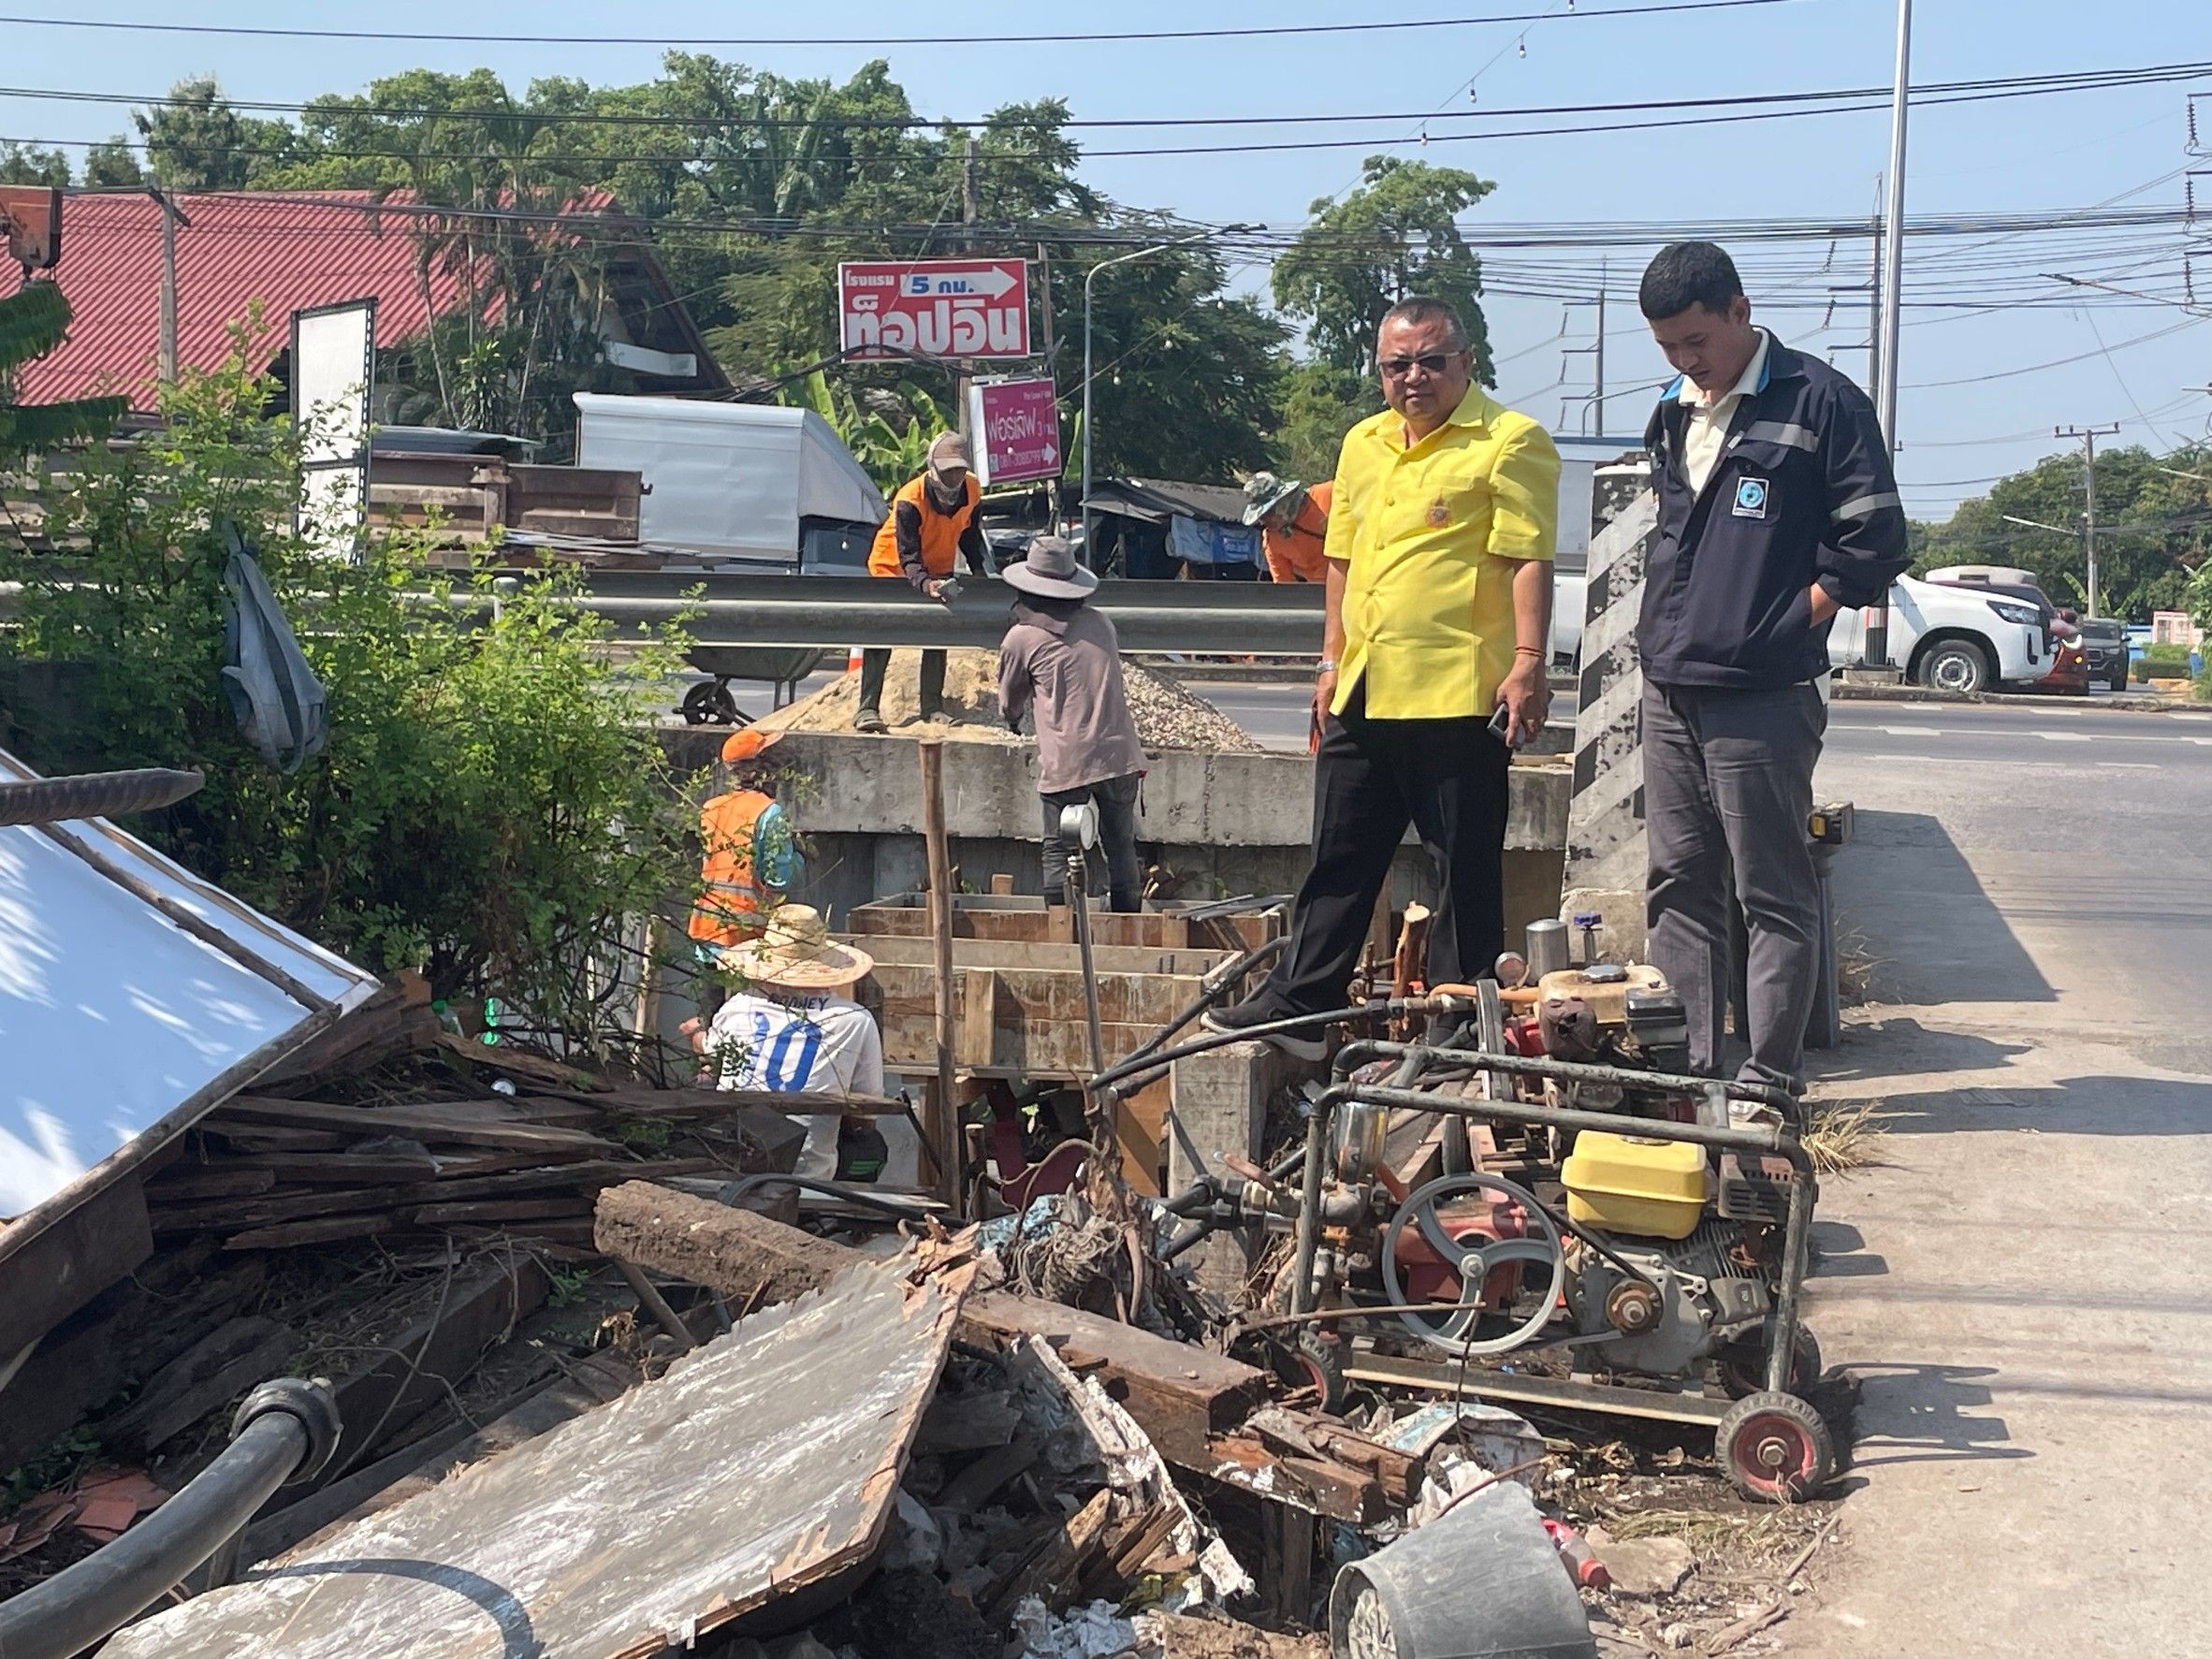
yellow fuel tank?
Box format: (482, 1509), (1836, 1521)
(1563, 1131), (1709, 1240)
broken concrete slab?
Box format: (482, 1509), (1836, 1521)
(104, 1257), (970, 1659)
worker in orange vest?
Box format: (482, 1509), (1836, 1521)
(689, 728), (802, 957)
(858, 431), (990, 733)
(1243, 472), (1335, 585)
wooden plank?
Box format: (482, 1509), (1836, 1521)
(954, 967), (999, 1069)
(224, 1215), (400, 1251)
(408, 1197), (592, 1226)
(0, 1172), (153, 1359)
(853, 932), (1232, 980)
(960, 1294), (1268, 1471)
(1207, 1434), (1387, 1524)
(218, 1096), (618, 1156)
(143, 1166), (283, 1201)
(876, 1006), (1169, 1077)
(1117, 1074), (1171, 1197)
(206, 1146), (440, 1186)
(105, 1316), (298, 1455)
(870, 961), (1205, 1029)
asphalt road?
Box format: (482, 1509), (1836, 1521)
(1793, 697), (2212, 1655)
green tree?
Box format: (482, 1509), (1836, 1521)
(82, 138), (145, 188)
(0, 141), (69, 187)
(3, 337), (696, 1048)
(1915, 442), (2212, 620)
(1271, 360), (1382, 482)
(133, 76), (301, 189)
(1273, 157), (1497, 382)
(0, 283), (130, 458)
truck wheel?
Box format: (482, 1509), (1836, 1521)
(1915, 639), (1992, 694)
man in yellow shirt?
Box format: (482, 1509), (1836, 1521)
(1205, 298), (1559, 1057)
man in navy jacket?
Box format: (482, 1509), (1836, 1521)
(1636, 242), (1908, 1090)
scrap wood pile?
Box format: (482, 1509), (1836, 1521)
(0, 973), (823, 1607)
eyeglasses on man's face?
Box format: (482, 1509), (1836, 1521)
(1378, 351), (1459, 380)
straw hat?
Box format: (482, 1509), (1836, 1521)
(1241, 472), (1304, 526)
(1002, 533), (1099, 601)
(720, 728), (783, 765)
(721, 905), (874, 990)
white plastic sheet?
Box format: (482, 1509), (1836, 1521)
(0, 748), (378, 1220)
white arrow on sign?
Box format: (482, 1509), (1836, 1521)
(1039, 444), (1057, 464)
(921, 265), (1018, 299)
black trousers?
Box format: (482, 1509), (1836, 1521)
(1259, 683), (1512, 1014)
(857, 648), (946, 718)
(1041, 773), (1144, 912)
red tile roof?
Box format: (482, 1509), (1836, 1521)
(20, 191), (505, 407)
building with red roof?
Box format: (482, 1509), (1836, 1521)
(17, 189), (726, 412)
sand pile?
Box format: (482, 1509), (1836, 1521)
(754, 648), (1261, 754)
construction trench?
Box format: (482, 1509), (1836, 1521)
(0, 665), (1862, 1659)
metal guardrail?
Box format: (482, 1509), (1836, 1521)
(508, 571), (1331, 656)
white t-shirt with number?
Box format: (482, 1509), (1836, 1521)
(707, 989), (907, 1182)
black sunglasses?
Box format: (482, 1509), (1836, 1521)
(1378, 351), (1458, 379)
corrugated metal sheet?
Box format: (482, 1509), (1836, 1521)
(18, 192), (486, 407)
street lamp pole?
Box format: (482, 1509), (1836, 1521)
(1865, 0), (1912, 671)
(1081, 224), (1259, 559)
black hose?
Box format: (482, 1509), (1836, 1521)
(0, 1381), (335, 1659)
(0, 767), (205, 828)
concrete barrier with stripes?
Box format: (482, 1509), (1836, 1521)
(1561, 483), (1658, 963)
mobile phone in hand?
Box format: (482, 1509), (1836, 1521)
(1487, 701), (1517, 749)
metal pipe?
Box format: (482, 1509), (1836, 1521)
(1767, 1171), (1816, 1395)
(1068, 857), (1107, 1079)
(1113, 935), (1290, 1075)
(1865, 0), (1913, 669)
(1331, 1038), (1800, 1116)
(1288, 1099), (1330, 1316)
(0, 1380), (337, 1659)
(1086, 992), (1468, 1101)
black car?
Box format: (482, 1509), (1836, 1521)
(2072, 617), (2130, 693)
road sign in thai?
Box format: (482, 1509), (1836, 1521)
(968, 378), (1062, 486)
(838, 258), (1032, 362)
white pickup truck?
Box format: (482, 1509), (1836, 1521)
(1826, 574), (2054, 691)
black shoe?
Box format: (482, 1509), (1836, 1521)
(1200, 995), (1327, 1062)
(853, 708), (888, 735)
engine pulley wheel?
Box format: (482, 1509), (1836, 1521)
(1715, 1390), (1835, 1504)
(1380, 1171), (1567, 1357)
(1606, 1279), (1661, 1333)
(1719, 1321), (1823, 1401)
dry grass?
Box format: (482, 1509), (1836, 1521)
(1803, 1099), (1890, 1175)
(1608, 1505), (1815, 1571)
(1833, 924), (1883, 1006)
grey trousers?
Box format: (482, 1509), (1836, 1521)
(1642, 681), (1826, 1091)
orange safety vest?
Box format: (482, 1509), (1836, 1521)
(688, 788), (776, 947)
(868, 472), (982, 579)
(1262, 479), (1335, 585)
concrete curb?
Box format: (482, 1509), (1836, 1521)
(1829, 683), (2212, 715)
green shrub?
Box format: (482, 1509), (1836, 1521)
(1, 335), (698, 1054)
(2143, 641), (2192, 667)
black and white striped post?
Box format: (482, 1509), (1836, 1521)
(1560, 481), (1659, 964)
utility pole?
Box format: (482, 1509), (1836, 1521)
(1864, 0), (1912, 672)
(150, 187), (190, 386)
(955, 136), (980, 443)
(1561, 272), (1608, 435)
(2057, 422), (2120, 618)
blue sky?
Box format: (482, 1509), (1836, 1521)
(3, 1), (2206, 519)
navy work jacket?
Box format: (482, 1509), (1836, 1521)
(1639, 336), (1910, 691)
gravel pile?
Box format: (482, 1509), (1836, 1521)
(753, 648), (1261, 754)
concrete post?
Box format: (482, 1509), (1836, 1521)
(1168, 1041), (1275, 1297)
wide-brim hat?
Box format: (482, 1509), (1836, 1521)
(1003, 533), (1099, 600)
(722, 905), (874, 990)
(720, 727), (783, 765)
(1241, 471), (1302, 526)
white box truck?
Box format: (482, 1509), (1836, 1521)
(572, 393), (886, 570)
